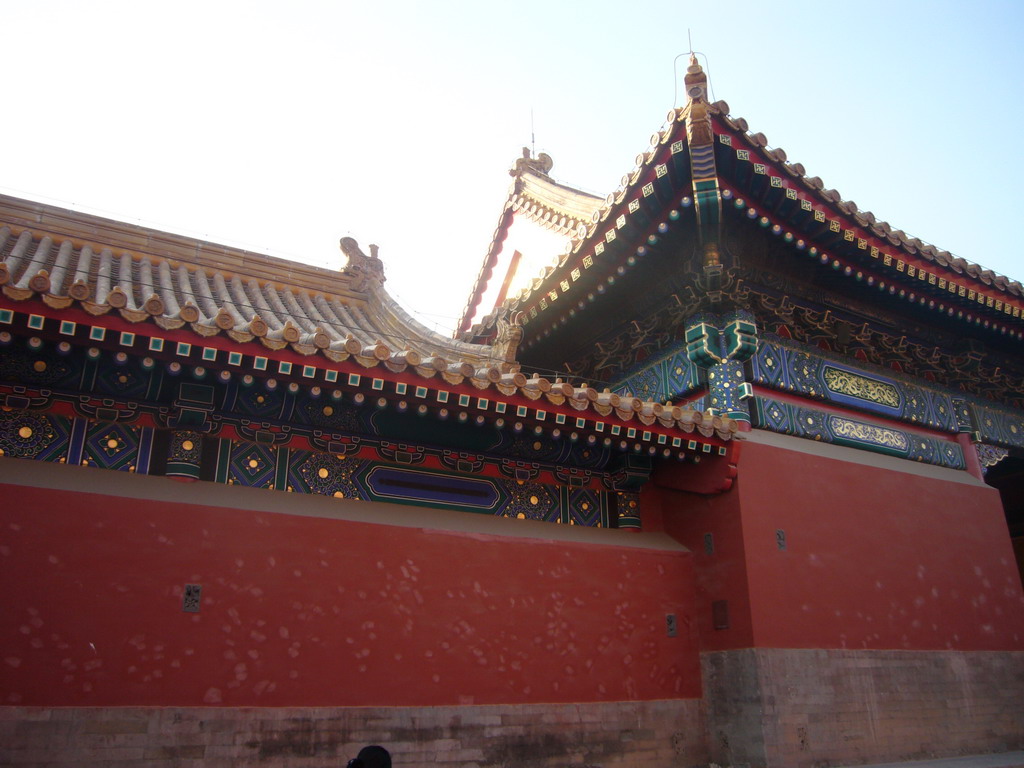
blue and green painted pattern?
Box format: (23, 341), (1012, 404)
(0, 410), (70, 462)
(692, 178), (721, 252)
(951, 398), (974, 433)
(724, 316), (758, 361)
(218, 440), (289, 490)
(683, 310), (759, 366)
(166, 430), (203, 479)
(219, 436), (616, 526)
(751, 338), (1024, 452)
(752, 396), (966, 470)
(0, 407), (623, 528)
(81, 421), (149, 472)
(0, 410), (155, 472)
(614, 310), (758, 423)
(971, 402), (1024, 449)
(684, 311), (758, 422)
(0, 338), (616, 471)
(706, 359), (749, 421)
(751, 339), (958, 431)
(612, 348), (701, 403)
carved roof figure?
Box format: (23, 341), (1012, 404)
(511, 146), (554, 178)
(340, 237), (386, 292)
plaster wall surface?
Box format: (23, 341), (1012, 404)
(663, 432), (1024, 653)
(657, 482), (755, 652)
(736, 432), (1024, 651)
(0, 459), (702, 709)
(667, 432), (1024, 768)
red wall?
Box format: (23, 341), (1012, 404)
(655, 484), (755, 652)
(0, 480), (701, 708)
(663, 439), (1024, 653)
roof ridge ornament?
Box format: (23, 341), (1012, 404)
(682, 55), (714, 147)
(510, 146), (554, 178)
(339, 236), (386, 291)
(684, 54), (706, 100)
(680, 54), (723, 279)
(491, 309), (524, 366)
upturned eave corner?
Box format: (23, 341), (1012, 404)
(457, 149), (602, 339)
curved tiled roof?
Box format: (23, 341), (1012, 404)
(0, 219), (505, 368)
(706, 102), (1023, 298)
(456, 149), (602, 334)
(567, 97), (1022, 300)
(463, 72), (1023, 342)
(0, 194), (738, 442)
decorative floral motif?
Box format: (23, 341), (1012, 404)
(291, 450), (365, 499)
(506, 481), (557, 522)
(0, 411), (65, 460)
(976, 444), (1010, 471)
(82, 422), (139, 471)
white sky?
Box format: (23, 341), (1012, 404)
(3, 0), (1023, 335)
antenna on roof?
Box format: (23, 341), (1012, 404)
(673, 31), (696, 108)
(673, 48), (717, 107)
(531, 108), (536, 158)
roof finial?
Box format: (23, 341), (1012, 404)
(673, 42), (709, 109)
(674, 49), (716, 108)
(684, 54), (708, 104)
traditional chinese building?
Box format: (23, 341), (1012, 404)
(1, 58), (1023, 768)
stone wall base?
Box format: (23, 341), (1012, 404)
(0, 699), (707, 767)
(703, 648), (1024, 768)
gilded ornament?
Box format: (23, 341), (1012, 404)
(829, 416), (909, 451)
(823, 367), (900, 409)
